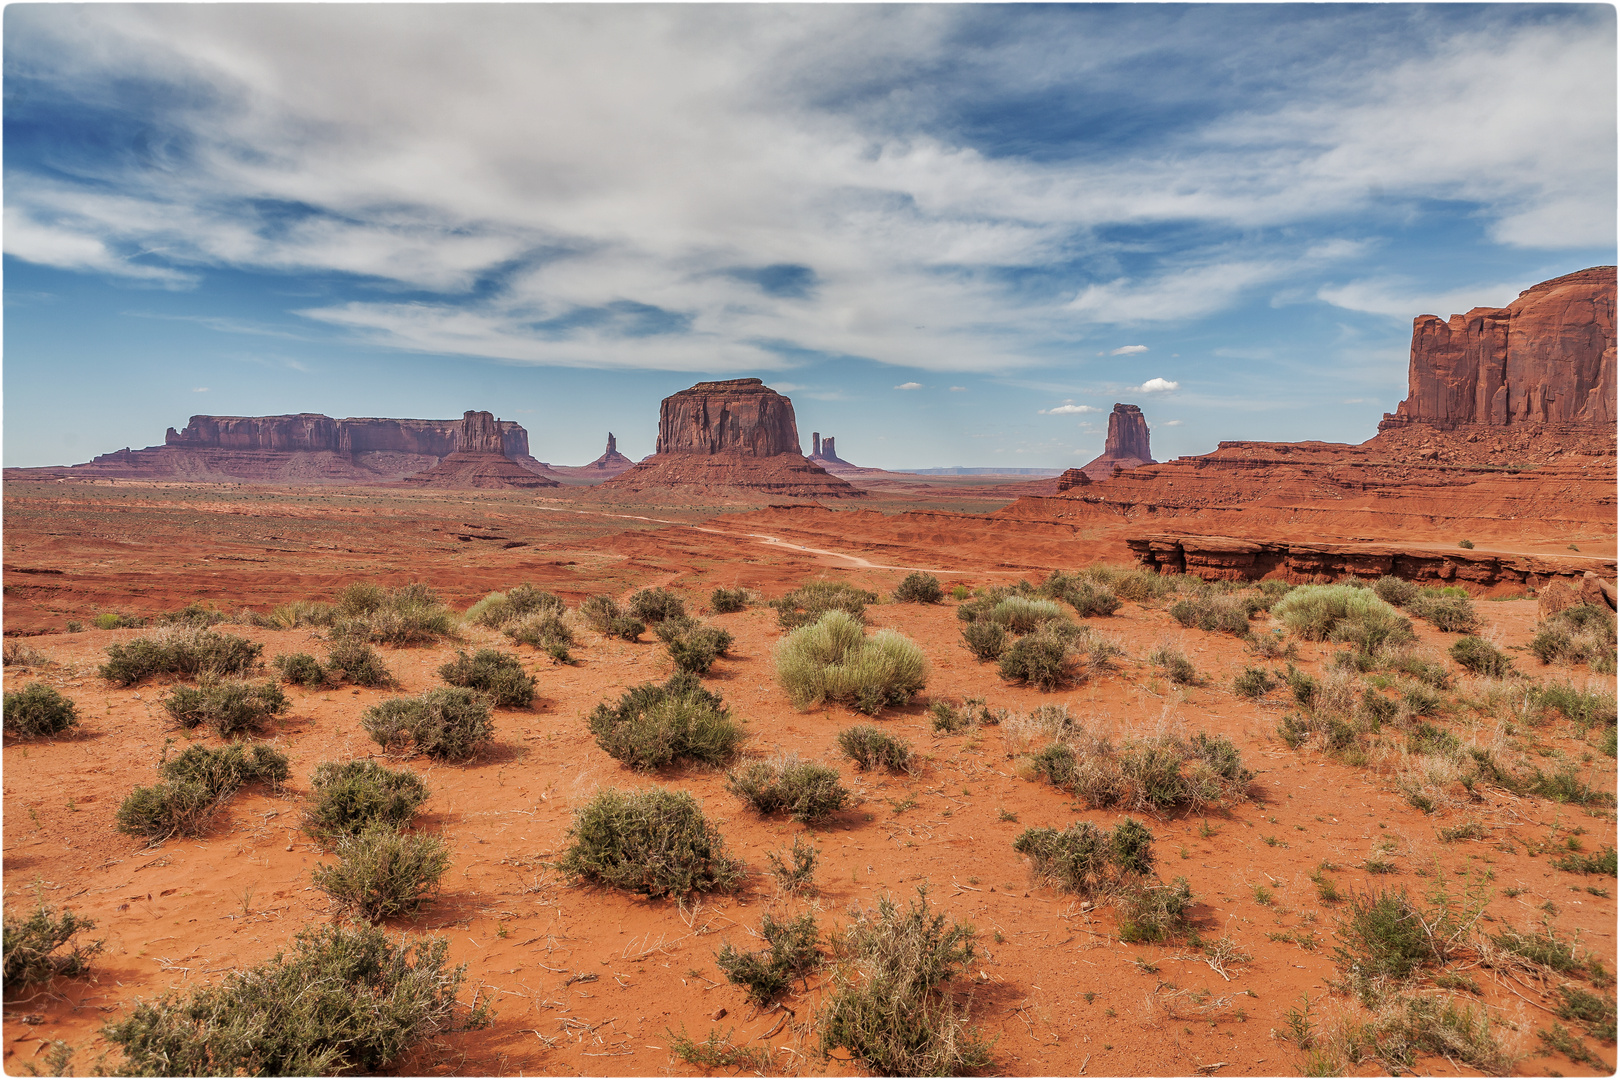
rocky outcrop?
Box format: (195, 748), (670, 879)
(581, 433), (636, 475)
(603, 379), (860, 498)
(1077, 404), (1156, 481)
(401, 412), (559, 489)
(1381, 267), (1616, 430)
(166, 413), (531, 458)
(809, 433), (851, 466)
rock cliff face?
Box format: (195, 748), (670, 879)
(167, 413), (531, 458)
(1382, 266), (1616, 430)
(401, 412), (559, 489)
(604, 380), (860, 498)
(1077, 403), (1156, 480)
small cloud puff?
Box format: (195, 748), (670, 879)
(1162, 419), (1183, 426)
(1111, 345), (1149, 355)
(1138, 378), (1179, 393)
(894, 381), (923, 390)
(1040, 404), (1101, 415)
(949, 386), (966, 392)
(192, 387), (210, 393)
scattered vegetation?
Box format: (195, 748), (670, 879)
(1449, 636), (1513, 677)
(929, 698), (995, 734)
(586, 672), (744, 769)
(716, 912), (822, 1005)
(304, 760), (431, 842)
(3, 900), (102, 985)
(273, 651), (329, 688)
(709, 586), (749, 614)
(162, 679), (289, 738)
(1555, 984), (1617, 1043)
(361, 688), (494, 762)
(437, 648), (535, 708)
(1408, 588), (1481, 634)
(2, 640), (49, 668)
(326, 641), (394, 687)
(1013, 817), (1156, 895)
(463, 583), (564, 629)
(1273, 585), (1414, 652)
(505, 612), (575, 663)
(100, 627), (264, 686)
(775, 610), (928, 715)
(1039, 570), (1121, 618)
(1233, 666), (1278, 699)
(580, 595), (645, 640)
(772, 580), (878, 630)
(653, 617), (735, 675)
(1024, 726), (1253, 812)
(1168, 590), (1254, 635)
(312, 823), (451, 921)
(626, 587), (687, 625)
(765, 835), (819, 895)
(837, 725), (915, 772)
(158, 601), (227, 628)
(94, 612), (146, 630)
(1530, 604), (1618, 673)
(330, 582), (458, 647)
(101, 921), (491, 1075)
(1550, 846), (1618, 876)
(1150, 645), (1198, 685)
(894, 571), (944, 604)
(666, 1026), (770, 1072)
(116, 742), (290, 841)
(554, 787), (744, 897)
(3, 683), (79, 738)
(728, 754), (852, 823)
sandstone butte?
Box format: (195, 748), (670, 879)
(599, 378), (861, 497)
(399, 410), (560, 489)
(1046, 402), (1160, 490)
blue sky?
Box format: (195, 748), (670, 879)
(5, 4), (1615, 470)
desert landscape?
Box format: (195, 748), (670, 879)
(3, 265), (1617, 1078)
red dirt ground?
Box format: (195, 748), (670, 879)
(2, 480), (1615, 1077)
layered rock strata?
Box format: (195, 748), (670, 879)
(400, 411), (560, 489)
(1078, 403), (1157, 481)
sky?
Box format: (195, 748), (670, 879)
(4, 3), (1615, 471)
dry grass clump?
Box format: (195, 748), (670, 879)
(772, 580), (878, 630)
(162, 679), (288, 738)
(554, 787), (744, 897)
(437, 648), (535, 708)
(463, 583), (565, 629)
(2, 640), (50, 668)
(818, 889), (992, 1077)
(1233, 665), (1278, 699)
(587, 672), (744, 770)
(1078, 562), (1179, 601)
(1013, 816), (1155, 895)
(893, 571), (944, 604)
(304, 760), (431, 842)
(579, 595), (646, 641)
(1407, 587), (1481, 634)
(1168, 590), (1256, 635)
(3, 683), (79, 738)
(666, 1026), (771, 1072)
(1301, 992), (1514, 1076)
(1039, 570), (1120, 617)
(775, 610), (928, 715)
(766, 835), (819, 895)
(1150, 645), (1199, 685)
(1450, 636), (1512, 677)
(997, 703), (1080, 756)
(929, 697), (996, 734)
(1372, 576), (1420, 606)
(101, 921), (491, 1076)
(99, 626), (264, 686)
(157, 601), (228, 628)
(837, 725), (915, 773)
(116, 742), (289, 842)
(715, 912), (822, 1005)
(654, 617), (735, 675)
(1273, 584), (1415, 651)
(505, 611), (576, 662)
(1023, 723), (1253, 813)
(1531, 604), (1617, 673)
(330, 582), (458, 647)
(312, 823), (450, 921)
(3, 900), (102, 985)
(361, 688), (494, 762)
(728, 754), (852, 824)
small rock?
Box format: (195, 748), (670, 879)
(711, 1008), (727, 1021)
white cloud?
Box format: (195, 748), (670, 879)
(1161, 418), (1183, 426)
(1040, 404), (1101, 415)
(1138, 377), (1180, 393)
(949, 386), (966, 392)
(894, 381), (923, 390)
(1317, 278), (1524, 320)
(1110, 344), (1148, 355)
(191, 387), (210, 393)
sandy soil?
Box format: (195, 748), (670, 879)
(2, 481), (1615, 1077)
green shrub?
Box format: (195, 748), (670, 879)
(1530, 604), (1618, 671)
(261, 599), (338, 629)
(1492, 924), (1582, 973)
(715, 912), (821, 1005)
(1115, 876), (1195, 943)
(1013, 817), (1155, 895)
(505, 612), (575, 663)
(1550, 846), (1618, 875)
(1150, 646), (1197, 684)
(580, 595), (644, 640)
(158, 601), (226, 628)
(1041, 571), (1120, 617)
(997, 628), (1073, 690)
(1373, 576), (1419, 606)
(772, 580), (877, 630)
(116, 743), (289, 841)
(894, 572), (944, 604)
(3, 683), (79, 738)
(361, 688), (494, 762)
(1167, 593), (1252, 635)
(162, 679), (289, 738)
(437, 649), (534, 708)
(94, 612), (146, 630)
(728, 755), (851, 824)
(1080, 562), (1178, 601)
(961, 619), (1008, 660)
(1332, 888), (1441, 982)
(101, 921), (490, 1076)
(1531, 682), (1618, 728)
(837, 725), (915, 772)
(626, 587), (687, 624)
(1233, 666), (1277, 699)
(1458, 539), (1474, 549)
(775, 610), (928, 715)
(326, 641), (394, 687)
(666, 1026), (771, 1072)
(1026, 728), (1252, 813)
(710, 586), (748, 614)
(656, 619), (735, 675)
(587, 673), (744, 769)
(765, 835), (819, 894)
(312, 823), (450, 921)
(1555, 984), (1617, 1043)
(99, 627), (263, 685)
(1409, 590), (1480, 633)
(818, 889), (991, 1077)
(984, 594), (1068, 634)
(3, 901), (102, 984)
(305, 760), (431, 842)
(330, 583), (457, 646)
(555, 787), (744, 897)
(1449, 636), (1512, 677)
(464, 584), (564, 629)
(273, 652), (328, 688)
(1273, 585), (1414, 651)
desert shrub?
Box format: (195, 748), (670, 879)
(361, 688), (494, 762)
(116, 742), (289, 841)
(162, 679), (289, 738)
(330, 582), (456, 647)
(101, 921), (490, 1076)
(961, 619), (1008, 660)
(2, 640), (49, 667)
(715, 912), (822, 1006)
(1531, 604), (1618, 671)
(838, 725), (915, 773)
(579, 595), (644, 640)
(1383, 649), (1453, 689)
(728, 755), (851, 824)
(666, 1026), (771, 1072)
(997, 628), (1074, 690)
(986, 595), (1068, 634)
(1013, 817), (1155, 895)
(312, 823), (450, 922)
(158, 601), (226, 628)
(710, 586), (748, 613)
(1081, 562), (1178, 601)
(1373, 576), (1420, 607)
(1026, 727), (1251, 813)
(305, 760), (431, 842)
(587, 672), (744, 769)
(929, 698), (994, 734)
(1531, 681), (1618, 729)
(1150, 645), (1198, 684)
(772, 580), (878, 630)
(626, 587), (687, 624)
(1550, 846), (1618, 875)
(656, 620), (735, 675)
(3, 901), (102, 984)
(3, 683), (79, 738)
(1332, 888), (1443, 982)
(1492, 924), (1583, 974)
(464, 584), (564, 629)
(1555, 985), (1617, 1043)
(1274, 585), (1414, 651)
(894, 572), (944, 604)
(326, 640), (394, 687)
(819, 889), (991, 1077)
(1233, 666), (1277, 699)
(1115, 876), (1195, 943)
(775, 610), (928, 715)
(1408, 590), (1480, 633)
(555, 787), (744, 897)
(95, 612), (147, 630)
(437, 649), (534, 708)
(1040, 571), (1121, 618)
(505, 612), (575, 662)
(1310, 992), (1512, 1076)
(261, 599), (339, 629)
(766, 835), (819, 894)
(1449, 636), (1512, 677)
(99, 627), (263, 686)
(273, 652), (328, 688)
(1168, 592), (1253, 635)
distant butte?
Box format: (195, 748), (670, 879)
(400, 411), (559, 489)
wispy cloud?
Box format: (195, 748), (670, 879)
(894, 381), (923, 390)
(1040, 403), (1101, 415)
(1110, 345), (1148, 355)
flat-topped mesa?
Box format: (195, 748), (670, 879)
(1077, 403), (1157, 481)
(401, 411), (558, 489)
(655, 378), (801, 457)
(165, 413), (531, 458)
(1381, 266), (1617, 431)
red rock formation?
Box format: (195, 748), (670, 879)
(401, 411), (560, 489)
(581, 433), (636, 475)
(1382, 266), (1616, 430)
(166, 413), (532, 458)
(808, 433), (861, 470)
(1078, 403), (1156, 481)
(604, 379), (860, 498)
